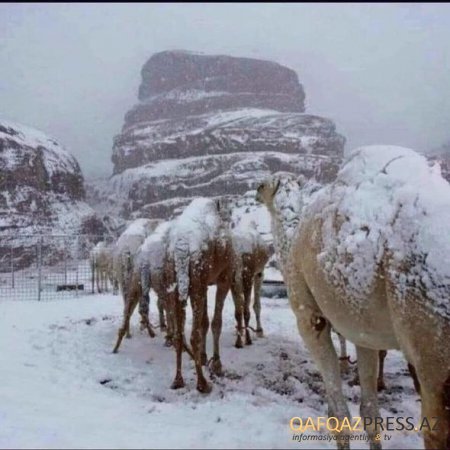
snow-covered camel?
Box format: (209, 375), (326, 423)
(231, 221), (272, 347)
(112, 218), (161, 338)
(112, 221), (174, 353)
(89, 241), (116, 294)
(257, 146), (450, 449)
(168, 197), (242, 393)
(257, 172), (353, 374)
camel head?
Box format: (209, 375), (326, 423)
(255, 172), (302, 210)
(255, 177), (281, 209)
(214, 195), (234, 227)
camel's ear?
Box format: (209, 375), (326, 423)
(272, 179), (281, 196)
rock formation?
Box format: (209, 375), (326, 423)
(95, 50), (346, 219)
(0, 120), (107, 268)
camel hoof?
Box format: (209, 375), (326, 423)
(377, 379), (386, 392)
(148, 329), (156, 339)
(235, 336), (244, 349)
(256, 329), (264, 338)
(197, 382), (212, 394)
(348, 375), (359, 387)
(112, 348), (119, 354)
(211, 359), (223, 377)
(164, 337), (173, 347)
(340, 361), (350, 375)
(171, 377), (185, 390)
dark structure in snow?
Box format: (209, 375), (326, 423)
(0, 120), (108, 268)
(92, 50), (346, 219)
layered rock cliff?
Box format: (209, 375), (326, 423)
(96, 50), (345, 219)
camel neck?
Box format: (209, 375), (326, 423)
(270, 206), (292, 276)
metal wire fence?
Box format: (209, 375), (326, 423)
(0, 234), (116, 301)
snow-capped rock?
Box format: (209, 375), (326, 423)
(97, 51), (345, 219)
(0, 120), (107, 268)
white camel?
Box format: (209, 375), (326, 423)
(257, 146), (450, 450)
(113, 221), (173, 353)
(257, 172), (351, 373)
(112, 218), (161, 337)
(89, 241), (116, 294)
(231, 221), (272, 346)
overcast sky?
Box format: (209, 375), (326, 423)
(1, 3), (450, 178)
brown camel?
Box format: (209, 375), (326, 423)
(231, 222), (272, 347)
(168, 197), (242, 393)
(257, 146), (450, 450)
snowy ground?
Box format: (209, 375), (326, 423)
(0, 290), (422, 449)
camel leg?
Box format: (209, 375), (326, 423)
(138, 269), (155, 338)
(157, 296), (167, 331)
(253, 272), (264, 337)
(385, 284), (450, 449)
(407, 362), (421, 395)
(337, 333), (349, 375)
(139, 290), (156, 338)
(356, 346), (382, 450)
(210, 279), (229, 376)
(96, 266), (102, 293)
(243, 277), (252, 346)
(288, 275), (351, 449)
(104, 270), (109, 292)
(377, 350), (387, 391)
(112, 291), (139, 353)
(190, 288), (211, 394)
(231, 280), (244, 349)
(409, 359), (450, 449)
(161, 294), (173, 347)
(200, 294), (209, 366)
(121, 286), (133, 338)
(112, 275), (119, 295)
(171, 297), (185, 390)
(91, 263), (95, 294)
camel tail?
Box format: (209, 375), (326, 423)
(139, 263), (151, 319)
(443, 374), (450, 450)
(174, 238), (190, 304)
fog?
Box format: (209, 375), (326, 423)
(1, 3), (450, 178)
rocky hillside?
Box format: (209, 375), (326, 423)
(0, 120), (107, 268)
(93, 50), (345, 219)
(428, 140), (450, 182)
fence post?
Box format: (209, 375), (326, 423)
(91, 239), (95, 294)
(10, 246), (14, 289)
(37, 236), (43, 301)
(64, 239), (68, 285)
(75, 235), (79, 297)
